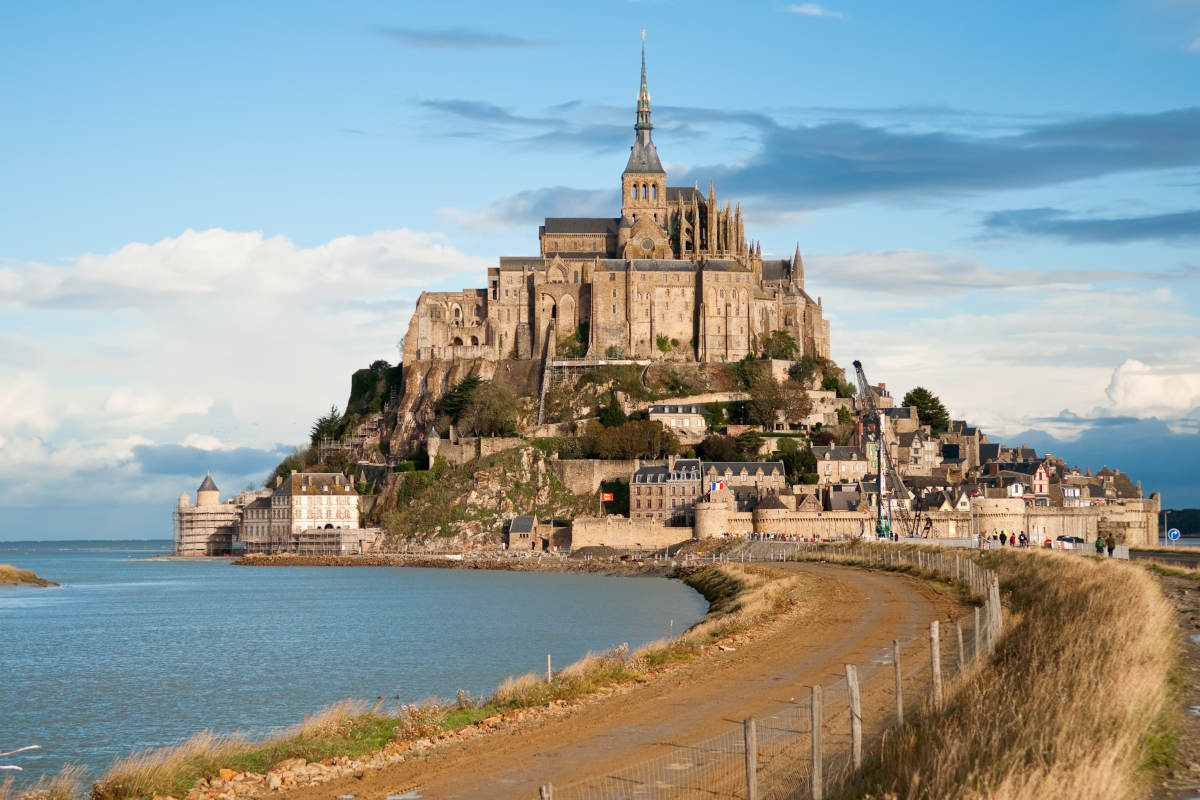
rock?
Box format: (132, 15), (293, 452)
(266, 773), (282, 791)
(151, 795), (180, 800)
(218, 769), (238, 782)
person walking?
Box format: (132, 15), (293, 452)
(1106, 535), (1116, 557)
(1094, 537), (1105, 555)
(1018, 532), (1027, 547)
(1000, 531), (1008, 547)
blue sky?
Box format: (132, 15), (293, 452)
(2, 0), (1199, 539)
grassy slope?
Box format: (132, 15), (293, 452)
(381, 448), (598, 544)
(843, 549), (1175, 800)
(0, 564), (57, 587)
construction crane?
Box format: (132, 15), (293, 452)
(851, 360), (921, 538)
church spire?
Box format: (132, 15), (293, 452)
(636, 31), (653, 145)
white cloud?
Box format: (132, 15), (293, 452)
(1190, 36), (1200, 52)
(0, 226), (484, 511)
(1105, 359), (1200, 415)
(0, 227), (481, 309)
(786, 3), (845, 19)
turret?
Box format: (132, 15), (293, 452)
(196, 474), (219, 506)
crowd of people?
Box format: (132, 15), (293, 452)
(981, 529), (1118, 556)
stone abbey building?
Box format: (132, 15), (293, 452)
(403, 45), (831, 365)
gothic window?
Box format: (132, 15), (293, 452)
(630, 184), (637, 200)
(651, 184), (658, 200)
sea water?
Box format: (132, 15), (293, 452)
(0, 541), (707, 788)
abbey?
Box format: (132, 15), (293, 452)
(403, 44), (830, 365)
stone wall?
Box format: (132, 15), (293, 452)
(552, 459), (640, 494)
(570, 515), (694, 551)
(428, 435), (526, 466)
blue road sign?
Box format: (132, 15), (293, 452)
(1168, 528), (1181, 541)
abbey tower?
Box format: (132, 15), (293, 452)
(402, 40), (830, 366)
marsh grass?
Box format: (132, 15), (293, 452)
(0, 564), (56, 586)
(0, 765), (84, 800)
(838, 549), (1175, 800)
(92, 565), (800, 800)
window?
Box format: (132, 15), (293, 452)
(609, 272), (615, 281)
(631, 185), (637, 200)
(651, 184), (657, 200)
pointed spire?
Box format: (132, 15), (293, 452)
(635, 31), (652, 143)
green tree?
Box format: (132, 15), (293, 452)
(439, 375), (481, 419)
(762, 330), (798, 360)
(655, 334), (672, 353)
(309, 405), (341, 446)
(902, 386), (950, 431)
(737, 430), (765, 458)
(597, 392), (628, 428)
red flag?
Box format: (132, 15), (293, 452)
(601, 492), (614, 502)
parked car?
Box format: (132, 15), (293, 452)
(1056, 535), (1086, 544)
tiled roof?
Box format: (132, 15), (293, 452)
(543, 218), (619, 235)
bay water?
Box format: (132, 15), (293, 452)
(0, 541), (707, 788)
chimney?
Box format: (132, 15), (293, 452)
(878, 383), (885, 391)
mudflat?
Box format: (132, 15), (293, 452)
(278, 562), (963, 800)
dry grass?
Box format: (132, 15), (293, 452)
(844, 548), (1176, 800)
(92, 564), (804, 800)
(0, 765), (84, 800)
(0, 564), (56, 587)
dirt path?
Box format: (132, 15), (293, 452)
(1151, 573), (1200, 799)
(279, 563), (962, 800)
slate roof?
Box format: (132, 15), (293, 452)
(757, 494), (788, 511)
(633, 458), (703, 484)
(276, 473), (356, 496)
(813, 445), (864, 461)
(649, 404), (707, 415)
(498, 257), (545, 270)
(198, 474), (218, 493)
(828, 489), (863, 512)
(666, 186), (704, 205)
(702, 461), (785, 477)
(760, 259), (791, 281)
(509, 515), (537, 534)
(543, 218), (619, 235)
(624, 138), (664, 174)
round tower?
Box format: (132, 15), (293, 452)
(177, 492), (190, 509)
(694, 498), (730, 540)
(196, 474), (220, 506)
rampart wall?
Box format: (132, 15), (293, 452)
(552, 459), (640, 494)
(570, 516), (694, 551)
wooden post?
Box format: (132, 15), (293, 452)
(956, 619), (965, 673)
(973, 606), (982, 662)
(893, 639), (903, 727)
(547, 653), (552, 682)
(846, 664), (862, 773)
(744, 717), (758, 800)
(930, 621), (943, 709)
(811, 684), (823, 800)
(539, 784), (553, 800)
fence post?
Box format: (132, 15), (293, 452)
(846, 664), (862, 773)
(973, 606), (982, 662)
(539, 784), (553, 800)
(930, 621), (943, 709)
(955, 619), (965, 673)
(811, 684), (823, 800)
(893, 639), (903, 727)
(744, 717), (758, 800)
(547, 653), (552, 682)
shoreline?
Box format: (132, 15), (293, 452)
(0, 563), (58, 587)
(232, 551), (681, 578)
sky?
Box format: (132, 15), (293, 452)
(1, 0), (1199, 540)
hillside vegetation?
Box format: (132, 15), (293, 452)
(844, 549), (1175, 800)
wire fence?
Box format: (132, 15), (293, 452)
(540, 543), (1002, 800)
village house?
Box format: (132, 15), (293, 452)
(812, 444), (872, 484)
(647, 403), (709, 443)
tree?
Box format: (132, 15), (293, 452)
(310, 405), (341, 446)
(597, 392), (628, 428)
(762, 330), (798, 360)
(457, 381), (519, 436)
(737, 430), (765, 459)
(780, 378), (813, 422)
(902, 386), (950, 431)
(581, 420), (679, 459)
(747, 375), (784, 428)
(696, 434), (740, 462)
(439, 375), (481, 419)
